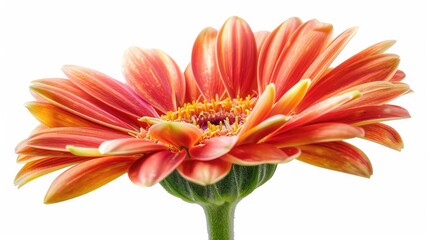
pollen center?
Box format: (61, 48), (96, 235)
(161, 97), (256, 138)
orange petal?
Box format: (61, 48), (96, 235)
(302, 27), (358, 84)
(177, 159), (232, 186)
(240, 84), (275, 135)
(190, 136), (237, 161)
(270, 79), (310, 116)
(123, 47), (185, 113)
(389, 70), (406, 82)
(184, 64), (203, 103)
(270, 19), (333, 98)
(220, 144), (299, 166)
(317, 104), (411, 126)
(267, 123), (364, 148)
(128, 150), (186, 187)
(298, 142), (372, 177)
(278, 90), (361, 133)
(191, 27), (225, 100)
(25, 127), (128, 152)
(31, 79), (137, 132)
(63, 65), (158, 118)
(338, 81), (410, 109)
(217, 16), (257, 97)
(44, 156), (138, 203)
(148, 122), (202, 150)
(257, 17), (302, 93)
(14, 156), (88, 187)
(238, 115), (289, 145)
(360, 123), (404, 151)
(300, 53), (399, 110)
(99, 138), (167, 155)
(26, 102), (103, 128)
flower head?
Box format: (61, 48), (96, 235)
(16, 16), (410, 203)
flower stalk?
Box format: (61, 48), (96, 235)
(203, 202), (237, 240)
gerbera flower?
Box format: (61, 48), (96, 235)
(15, 16), (410, 204)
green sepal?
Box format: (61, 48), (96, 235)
(160, 164), (277, 206)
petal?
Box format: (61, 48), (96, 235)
(63, 65), (158, 118)
(277, 90), (361, 133)
(238, 115), (289, 145)
(220, 144), (300, 166)
(123, 47), (185, 113)
(240, 84), (275, 135)
(44, 156), (138, 203)
(317, 104), (411, 126)
(25, 127), (128, 152)
(267, 123), (364, 148)
(253, 30), (270, 54)
(31, 79), (138, 132)
(184, 64), (203, 103)
(128, 150), (186, 187)
(298, 142), (372, 177)
(300, 53), (399, 111)
(360, 123), (404, 150)
(217, 16), (257, 97)
(389, 70), (406, 82)
(270, 20), (333, 98)
(148, 122), (202, 149)
(302, 27), (358, 84)
(177, 159), (232, 186)
(66, 146), (103, 157)
(14, 156), (88, 187)
(191, 27), (225, 100)
(269, 79), (311, 116)
(26, 102), (103, 128)
(257, 17), (302, 93)
(190, 136), (238, 161)
(99, 138), (167, 155)
(338, 81), (410, 109)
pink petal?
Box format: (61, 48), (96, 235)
(184, 64), (203, 103)
(44, 156), (138, 203)
(389, 70), (406, 82)
(220, 144), (300, 166)
(190, 136), (238, 161)
(267, 123), (364, 147)
(217, 16), (258, 97)
(123, 47), (185, 113)
(302, 27), (358, 84)
(177, 159), (232, 186)
(128, 150), (186, 187)
(360, 123), (404, 150)
(99, 138), (167, 155)
(63, 65), (158, 118)
(316, 104), (411, 126)
(257, 17), (302, 93)
(298, 142), (372, 177)
(14, 156), (89, 187)
(31, 79), (138, 132)
(148, 122), (202, 150)
(270, 19), (333, 98)
(253, 31), (270, 54)
(191, 27), (225, 100)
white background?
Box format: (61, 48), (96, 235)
(1, 0), (428, 239)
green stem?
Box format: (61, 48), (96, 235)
(202, 202), (237, 240)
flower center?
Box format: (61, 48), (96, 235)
(161, 97), (256, 139)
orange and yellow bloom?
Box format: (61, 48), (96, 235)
(16, 16), (410, 204)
